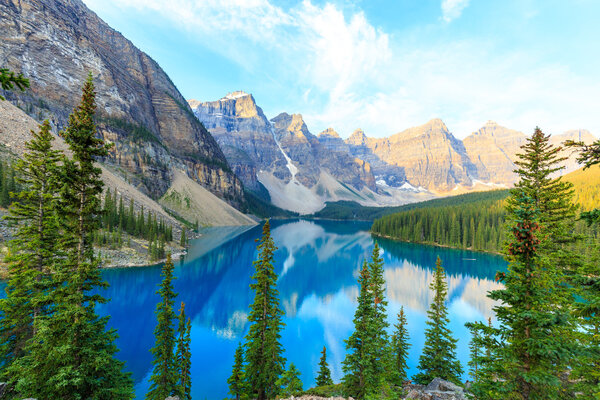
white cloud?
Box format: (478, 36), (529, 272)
(441, 0), (470, 22)
(83, 0), (600, 139)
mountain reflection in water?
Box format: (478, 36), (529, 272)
(97, 219), (506, 399)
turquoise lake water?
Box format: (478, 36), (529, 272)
(95, 219), (507, 399)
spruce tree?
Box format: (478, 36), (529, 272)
(277, 363), (303, 397)
(8, 74), (133, 400)
(0, 67), (29, 101)
(342, 261), (377, 399)
(244, 220), (286, 400)
(390, 306), (410, 386)
(147, 253), (178, 400)
(176, 302), (192, 400)
(0, 120), (61, 378)
(228, 342), (246, 400)
(316, 346), (333, 387)
(485, 192), (573, 399)
(413, 257), (462, 385)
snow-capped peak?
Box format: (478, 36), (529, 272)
(223, 91), (250, 100)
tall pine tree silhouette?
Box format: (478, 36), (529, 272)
(176, 302), (192, 400)
(244, 220), (285, 400)
(316, 346), (333, 387)
(414, 257), (462, 385)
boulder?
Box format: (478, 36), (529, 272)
(404, 389), (432, 399)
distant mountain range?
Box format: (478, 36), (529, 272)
(190, 91), (595, 214)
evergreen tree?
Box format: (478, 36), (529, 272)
(413, 257), (462, 385)
(342, 261), (377, 399)
(180, 229), (187, 247)
(147, 253), (178, 400)
(277, 363), (303, 398)
(467, 329), (481, 381)
(485, 192), (573, 399)
(228, 343), (246, 400)
(367, 243), (393, 390)
(244, 220), (286, 400)
(0, 120), (61, 379)
(390, 306), (410, 386)
(0, 67), (29, 101)
(176, 302), (192, 400)
(8, 74), (133, 400)
(316, 346), (333, 387)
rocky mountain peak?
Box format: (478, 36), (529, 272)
(271, 112), (312, 140)
(346, 129), (368, 146)
(222, 91), (250, 100)
(318, 128), (340, 138)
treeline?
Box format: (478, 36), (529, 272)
(310, 190), (509, 221)
(372, 197), (506, 252)
(97, 188), (175, 259)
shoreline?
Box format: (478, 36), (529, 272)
(370, 232), (503, 256)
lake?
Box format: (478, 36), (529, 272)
(97, 219), (507, 399)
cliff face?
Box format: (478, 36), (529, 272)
(346, 120), (478, 191)
(0, 0), (244, 204)
(192, 92), (289, 191)
(463, 121), (527, 185)
(190, 94), (377, 199)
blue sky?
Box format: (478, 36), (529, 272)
(82, 0), (600, 139)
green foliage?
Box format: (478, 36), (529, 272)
(176, 302), (192, 400)
(277, 363), (303, 398)
(0, 158), (18, 208)
(316, 346), (334, 387)
(390, 307), (410, 385)
(0, 120), (61, 379)
(180, 228), (187, 247)
(468, 128), (580, 399)
(342, 261), (378, 399)
(228, 343), (247, 400)
(147, 253), (179, 400)
(0, 68), (30, 101)
(311, 190), (509, 220)
(413, 257), (463, 385)
(244, 220), (286, 400)
(303, 383), (345, 397)
(7, 73), (133, 400)
(372, 196), (506, 253)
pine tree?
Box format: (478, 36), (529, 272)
(176, 302), (192, 400)
(367, 243), (393, 390)
(147, 253), (178, 400)
(228, 343), (246, 400)
(244, 220), (286, 400)
(0, 120), (61, 379)
(8, 74), (133, 400)
(390, 306), (410, 386)
(316, 346), (333, 387)
(0, 67), (29, 101)
(180, 229), (187, 247)
(413, 257), (462, 385)
(342, 261), (377, 399)
(467, 328), (481, 381)
(277, 363), (303, 397)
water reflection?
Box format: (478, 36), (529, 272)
(97, 219), (506, 399)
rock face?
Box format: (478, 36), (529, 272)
(191, 91), (289, 191)
(463, 121), (527, 185)
(0, 0), (244, 205)
(346, 120), (478, 192)
(550, 129), (596, 174)
(190, 94), (379, 213)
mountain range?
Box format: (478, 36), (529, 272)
(190, 91), (595, 214)
(0, 0), (595, 219)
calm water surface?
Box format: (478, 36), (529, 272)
(97, 219), (506, 399)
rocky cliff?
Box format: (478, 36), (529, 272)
(462, 121), (527, 185)
(346, 119), (478, 192)
(0, 0), (244, 205)
(190, 94), (385, 213)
